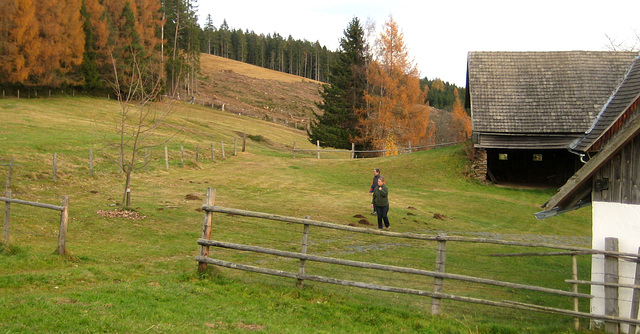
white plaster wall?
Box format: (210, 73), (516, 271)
(592, 201), (640, 333)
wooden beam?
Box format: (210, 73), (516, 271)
(545, 114), (640, 210)
(195, 255), (640, 325)
(197, 239), (592, 298)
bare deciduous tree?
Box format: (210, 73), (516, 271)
(605, 31), (640, 51)
(105, 50), (179, 209)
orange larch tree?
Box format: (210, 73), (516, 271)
(134, 0), (163, 56)
(451, 88), (472, 142)
(34, 0), (85, 86)
(0, 0), (41, 83)
(357, 16), (432, 152)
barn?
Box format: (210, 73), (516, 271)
(466, 51), (637, 186)
(538, 54), (640, 333)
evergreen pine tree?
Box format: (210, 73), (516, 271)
(308, 17), (368, 150)
(80, 0), (104, 91)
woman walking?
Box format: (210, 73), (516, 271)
(373, 177), (390, 230)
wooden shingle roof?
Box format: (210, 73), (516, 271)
(571, 55), (640, 152)
(468, 51), (637, 135)
(538, 56), (640, 217)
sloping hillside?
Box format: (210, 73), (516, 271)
(195, 54), (463, 146)
(0, 93), (592, 333)
(197, 54), (323, 130)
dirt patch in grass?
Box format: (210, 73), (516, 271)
(433, 213), (448, 220)
(185, 194), (201, 201)
(97, 209), (147, 220)
(358, 219), (371, 226)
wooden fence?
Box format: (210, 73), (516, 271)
(292, 140), (462, 159)
(1, 191), (69, 255)
(2, 157), (70, 255)
(196, 188), (640, 331)
(10, 140), (244, 183)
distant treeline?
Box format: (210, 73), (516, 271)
(201, 18), (466, 111)
(421, 78), (467, 112)
(200, 17), (335, 83)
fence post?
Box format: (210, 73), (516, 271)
(53, 153), (57, 182)
(572, 254), (580, 331)
(144, 149), (149, 172)
(351, 143), (355, 159)
(181, 145), (184, 168)
(628, 247), (640, 334)
(210, 143), (215, 162)
(292, 141), (296, 159)
(297, 216), (310, 289)
(234, 137), (237, 156)
(6, 157), (14, 191)
(221, 141), (226, 159)
(57, 196), (69, 256)
(316, 140), (320, 159)
(604, 237), (619, 333)
(198, 188), (216, 273)
(89, 149), (94, 176)
(164, 146), (169, 169)
(408, 140), (412, 153)
(431, 233), (447, 315)
(242, 130), (246, 153)
(382, 143), (386, 157)
(3, 190), (10, 245)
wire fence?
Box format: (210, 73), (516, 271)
(293, 140), (465, 159)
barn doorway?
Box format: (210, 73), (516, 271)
(486, 149), (580, 187)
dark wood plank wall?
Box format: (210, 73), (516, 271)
(593, 134), (640, 204)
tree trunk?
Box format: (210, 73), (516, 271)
(122, 169), (132, 209)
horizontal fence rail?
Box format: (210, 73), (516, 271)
(1, 191), (69, 255)
(196, 188), (640, 330)
(203, 205), (595, 251)
(196, 239), (591, 299)
(0, 196), (64, 211)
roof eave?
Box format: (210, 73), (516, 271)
(539, 113), (640, 216)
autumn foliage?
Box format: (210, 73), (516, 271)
(1, 0), (84, 86)
(310, 16), (469, 152)
(451, 88), (472, 141)
(0, 0), (163, 89)
(356, 16), (433, 151)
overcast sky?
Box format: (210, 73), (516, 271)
(198, 0), (640, 87)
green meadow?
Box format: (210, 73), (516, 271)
(0, 97), (595, 333)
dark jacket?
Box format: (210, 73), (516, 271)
(369, 174), (381, 193)
(373, 184), (389, 207)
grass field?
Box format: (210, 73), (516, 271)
(200, 54), (322, 84)
(0, 96), (596, 333)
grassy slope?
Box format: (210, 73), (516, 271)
(197, 54), (323, 126)
(199, 54), (322, 84)
(0, 97), (593, 331)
